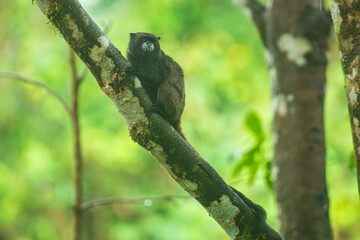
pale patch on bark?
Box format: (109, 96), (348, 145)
(98, 35), (110, 48)
(111, 89), (148, 129)
(273, 95), (287, 116)
(287, 94), (295, 114)
(184, 180), (198, 191)
(277, 34), (312, 66)
(351, 117), (360, 145)
(147, 140), (164, 153)
(67, 19), (83, 40)
(269, 67), (277, 83)
(207, 195), (240, 239)
(89, 35), (115, 82)
(272, 164), (279, 182)
(264, 49), (274, 66)
(287, 94), (295, 102)
(149, 144), (180, 185)
(349, 87), (358, 104)
(134, 77), (142, 88)
(273, 94), (295, 117)
(329, 0), (343, 34)
(354, 117), (359, 126)
(80, 7), (90, 25)
(273, 132), (278, 146)
(346, 68), (357, 81)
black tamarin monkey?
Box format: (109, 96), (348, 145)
(126, 32), (266, 221)
(126, 32), (186, 139)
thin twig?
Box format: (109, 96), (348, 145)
(0, 71), (71, 115)
(68, 20), (113, 238)
(69, 49), (83, 240)
(77, 67), (87, 85)
(81, 195), (190, 211)
(102, 20), (113, 35)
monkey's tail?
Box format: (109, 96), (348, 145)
(230, 186), (267, 221)
(174, 123), (187, 141)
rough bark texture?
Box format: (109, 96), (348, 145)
(34, 0), (282, 239)
(329, 0), (360, 197)
(235, 0), (333, 239)
(267, 1), (332, 239)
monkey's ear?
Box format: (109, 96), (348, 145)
(157, 37), (161, 40)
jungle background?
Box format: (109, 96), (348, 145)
(0, 0), (359, 239)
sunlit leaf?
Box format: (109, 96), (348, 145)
(348, 152), (356, 170)
(232, 148), (257, 176)
(244, 111), (263, 140)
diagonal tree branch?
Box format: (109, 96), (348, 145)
(34, 0), (281, 239)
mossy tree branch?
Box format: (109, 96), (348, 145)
(34, 0), (281, 239)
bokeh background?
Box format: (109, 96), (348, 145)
(0, 0), (359, 239)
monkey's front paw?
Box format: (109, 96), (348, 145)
(125, 66), (136, 76)
(151, 103), (166, 118)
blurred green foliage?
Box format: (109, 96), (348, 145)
(0, 0), (359, 239)
(232, 111), (273, 189)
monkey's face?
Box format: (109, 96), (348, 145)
(128, 32), (161, 57)
(141, 39), (155, 52)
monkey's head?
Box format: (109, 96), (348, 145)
(127, 32), (161, 62)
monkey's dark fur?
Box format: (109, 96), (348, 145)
(126, 32), (185, 139)
(126, 32), (266, 221)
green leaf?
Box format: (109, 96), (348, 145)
(244, 111), (263, 139)
(348, 152), (356, 170)
(232, 149), (255, 176)
(232, 147), (260, 177)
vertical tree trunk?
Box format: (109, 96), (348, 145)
(329, 0), (360, 197)
(267, 1), (332, 239)
(233, 0), (332, 238)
